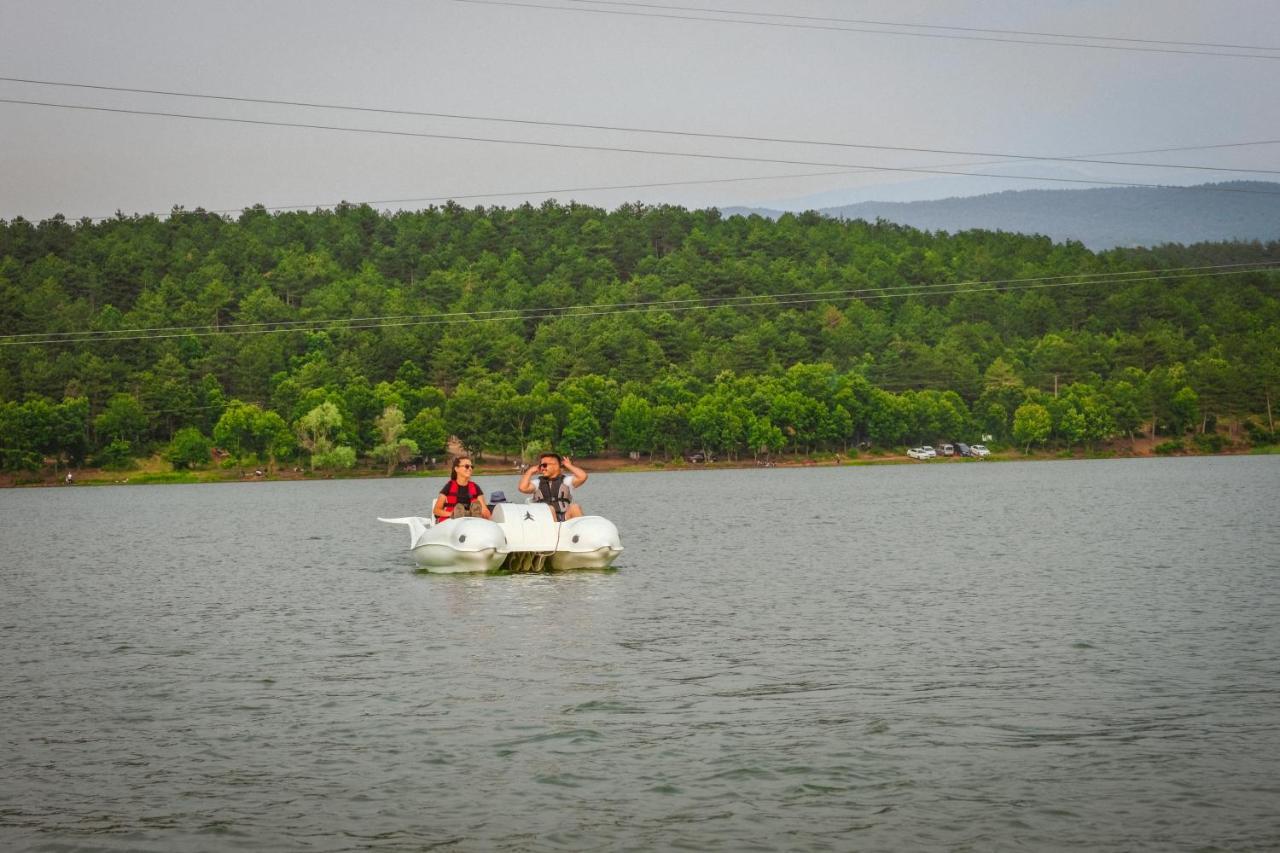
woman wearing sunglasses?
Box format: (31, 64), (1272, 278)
(432, 455), (491, 524)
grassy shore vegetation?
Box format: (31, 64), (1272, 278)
(1, 203), (1277, 481)
(7, 437), (1274, 489)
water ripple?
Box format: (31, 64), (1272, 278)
(2, 460), (1279, 851)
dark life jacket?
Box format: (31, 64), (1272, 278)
(535, 475), (573, 521)
(438, 479), (480, 519)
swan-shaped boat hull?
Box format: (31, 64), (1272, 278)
(379, 503), (622, 573)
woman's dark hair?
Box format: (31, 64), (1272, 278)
(449, 456), (473, 481)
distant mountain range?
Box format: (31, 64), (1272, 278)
(722, 181), (1280, 250)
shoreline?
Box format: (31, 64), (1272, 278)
(3, 441), (1274, 489)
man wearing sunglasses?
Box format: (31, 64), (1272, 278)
(517, 452), (588, 522)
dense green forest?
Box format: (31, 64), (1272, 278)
(1, 201), (1277, 473)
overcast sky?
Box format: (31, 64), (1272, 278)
(2, 0), (1278, 221)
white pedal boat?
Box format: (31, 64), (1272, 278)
(379, 502), (623, 573)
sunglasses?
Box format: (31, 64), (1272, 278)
(458, 464), (473, 469)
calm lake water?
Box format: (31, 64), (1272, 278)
(2, 457), (1279, 852)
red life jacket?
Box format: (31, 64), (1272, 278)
(437, 479), (480, 522)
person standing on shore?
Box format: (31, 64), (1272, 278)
(432, 456), (491, 524)
(518, 453), (588, 521)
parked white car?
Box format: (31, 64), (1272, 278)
(920, 445), (937, 458)
(971, 444), (991, 458)
(907, 447), (929, 460)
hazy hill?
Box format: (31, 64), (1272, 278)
(725, 181), (1280, 250)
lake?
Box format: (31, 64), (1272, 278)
(2, 457), (1279, 851)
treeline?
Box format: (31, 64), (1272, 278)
(1, 202), (1277, 472)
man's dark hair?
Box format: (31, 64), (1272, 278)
(539, 452), (563, 463)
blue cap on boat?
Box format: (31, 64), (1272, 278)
(489, 490), (508, 503)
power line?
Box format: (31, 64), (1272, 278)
(5, 82), (1276, 223)
(4, 261), (1267, 340)
(69, 170), (859, 223)
(4, 264), (1274, 348)
(3, 77), (1277, 177)
(59, 143), (1280, 223)
(70, 137), (1280, 223)
(450, 0), (1280, 61)
(563, 0), (1280, 53)
(3, 260), (1268, 340)
(6, 99), (1280, 196)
